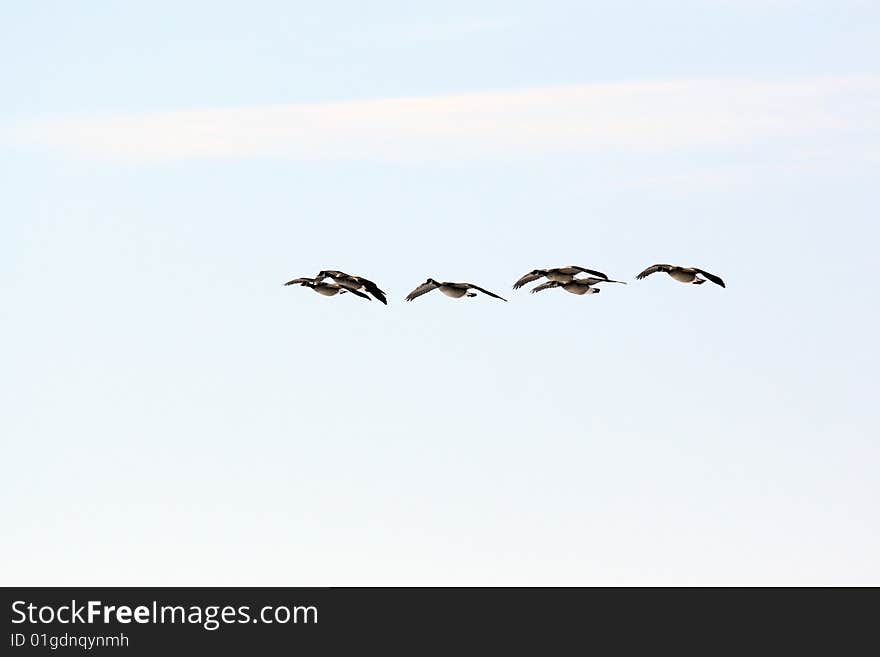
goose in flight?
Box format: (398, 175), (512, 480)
(530, 277), (626, 296)
(513, 265), (611, 290)
(316, 270), (388, 304)
(635, 264), (726, 288)
(405, 279), (507, 302)
(283, 277), (370, 299)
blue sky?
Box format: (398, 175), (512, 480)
(2, 1), (879, 585)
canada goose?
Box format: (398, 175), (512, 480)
(283, 277), (371, 300)
(316, 270), (388, 304)
(405, 279), (507, 302)
(635, 264), (726, 288)
(513, 266), (611, 290)
(530, 277), (626, 295)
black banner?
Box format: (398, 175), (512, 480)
(1, 587), (872, 653)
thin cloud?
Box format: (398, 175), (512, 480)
(8, 77), (880, 162)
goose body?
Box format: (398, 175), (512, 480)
(405, 278), (507, 302)
(283, 276), (370, 300)
(316, 270), (388, 304)
(635, 264), (725, 288)
(439, 285), (470, 298)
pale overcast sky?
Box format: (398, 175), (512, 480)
(2, 1), (878, 585)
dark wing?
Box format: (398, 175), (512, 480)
(405, 280), (438, 302)
(343, 288), (371, 300)
(694, 268), (726, 288)
(530, 281), (561, 294)
(284, 277), (315, 286)
(467, 283), (508, 302)
(513, 270), (543, 290)
(571, 266), (609, 280)
(357, 277), (388, 305)
(635, 264), (672, 280)
(588, 277), (627, 285)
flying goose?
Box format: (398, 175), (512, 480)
(283, 277), (370, 299)
(530, 277), (626, 296)
(635, 264), (726, 288)
(513, 266), (611, 290)
(315, 270), (388, 304)
(405, 279), (507, 302)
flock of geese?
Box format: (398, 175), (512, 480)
(284, 264), (725, 304)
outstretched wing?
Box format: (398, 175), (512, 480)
(571, 266), (609, 280)
(586, 277), (627, 285)
(343, 287), (371, 300)
(695, 268), (726, 288)
(467, 283), (508, 302)
(530, 281), (561, 294)
(284, 277), (315, 286)
(635, 264), (671, 280)
(513, 270), (543, 290)
(405, 280), (438, 302)
(357, 277), (388, 305)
